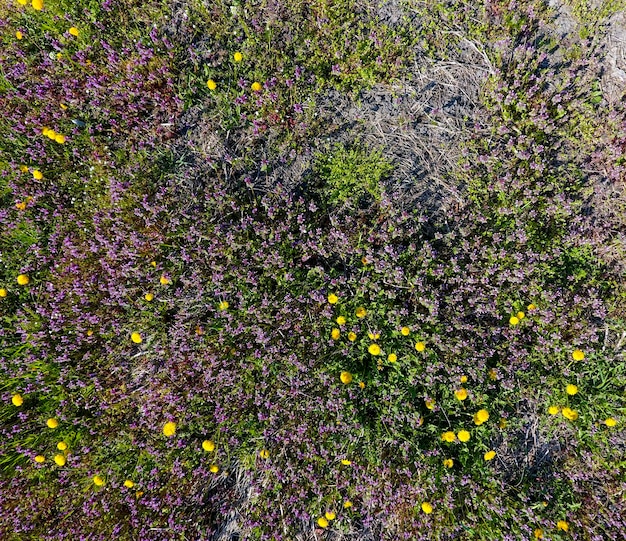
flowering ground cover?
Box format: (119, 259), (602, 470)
(1, 1), (625, 540)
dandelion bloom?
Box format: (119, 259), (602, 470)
(57, 442), (67, 451)
(562, 407), (578, 421)
(93, 475), (105, 486)
(457, 430), (470, 442)
(358, 381), (365, 389)
(33, 170), (43, 179)
(421, 502), (433, 514)
(46, 129), (57, 140)
(131, 332), (142, 344)
(460, 375), (468, 383)
(484, 450), (496, 461)
(325, 511), (336, 520)
(162, 421), (177, 437)
(218, 300), (229, 310)
(355, 307), (366, 318)
(401, 326), (410, 336)
(202, 440), (215, 452)
(572, 349), (585, 361)
(209, 464), (219, 473)
(17, 274), (29, 285)
(144, 293), (154, 301)
(517, 311), (525, 319)
(343, 500), (353, 508)
(341, 459), (351, 465)
(348, 332), (357, 342)
(124, 479), (135, 488)
(415, 342), (425, 352)
(34, 455), (45, 463)
(474, 409), (489, 425)
(604, 418), (617, 427)
(336, 316), (346, 325)
(0, 288), (7, 297)
(527, 303), (537, 310)
(69, 26), (79, 36)
(548, 406), (560, 415)
(509, 316), (519, 326)
(317, 517), (328, 528)
(557, 520), (569, 532)
(159, 275), (170, 285)
(454, 388), (468, 401)
(331, 328), (340, 340)
(425, 398), (435, 410)
(233, 52), (243, 62)
(368, 332), (380, 340)
(443, 458), (453, 468)
(566, 384), (578, 396)
(18, 0), (28, 4)
(340, 371), (353, 384)
(54, 454), (66, 466)
(251, 81), (262, 92)
(328, 293), (338, 304)
(259, 449), (270, 459)
(441, 431), (455, 443)
(534, 529), (543, 539)
(32, 0), (43, 10)
(207, 79), (217, 90)
(387, 353), (397, 362)
(16, 31), (23, 39)
(54, 134), (66, 144)
(368, 343), (381, 356)
(12, 394), (23, 406)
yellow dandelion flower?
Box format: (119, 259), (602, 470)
(604, 418), (617, 427)
(460, 375), (468, 383)
(18, 0), (28, 5)
(93, 475), (105, 486)
(387, 353), (397, 362)
(484, 450), (496, 461)
(557, 520), (569, 532)
(54, 134), (66, 144)
(341, 459), (351, 465)
(162, 421), (177, 437)
(33, 170), (43, 179)
(534, 529), (543, 539)
(12, 394), (23, 406)
(348, 331), (357, 342)
(368, 343), (381, 356)
(527, 303), (536, 310)
(150, 261), (157, 267)
(358, 381), (365, 389)
(233, 52), (243, 62)
(509, 316), (520, 326)
(159, 275), (170, 285)
(415, 342), (425, 352)
(57, 442), (67, 451)
(251, 81), (262, 92)
(548, 405), (560, 415)
(69, 26), (79, 36)
(0, 288), (7, 297)
(16, 30), (23, 40)
(562, 407), (578, 421)
(401, 326), (410, 336)
(195, 326), (204, 336)
(17, 274), (29, 285)
(421, 502), (433, 514)
(443, 458), (453, 468)
(87, 329), (94, 336)
(425, 398), (435, 410)
(32, 0), (43, 10)
(368, 332), (380, 340)
(60, 103), (68, 110)
(474, 409), (489, 425)
(328, 293), (338, 304)
(207, 79), (217, 90)
(441, 431), (456, 443)
(331, 328), (340, 340)
(517, 311), (525, 320)
(144, 293), (154, 301)
(16, 201), (27, 211)
(259, 449), (270, 459)
(566, 384), (578, 396)
(202, 440), (215, 452)
(457, 430), (470, 442)
(34, 455), (45, 463)
(317, 517), (328, 528)
(46, 129), (56, 140)
(340, 371), (353, 384)
(572, 349), (585, 361)
(124, 479), (135, 488)
(131, 332), (142, 344)
(209, 464), (219, 473)
(54, 454), (66, 466)
(454, 388), (468, 401)
(355, 307), (366, 318)
(336, 316), (346, 325)
(325, 511), (336, 520)
(343, 500), (353, 508)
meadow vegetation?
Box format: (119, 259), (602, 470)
(1, 0), (625, 540)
